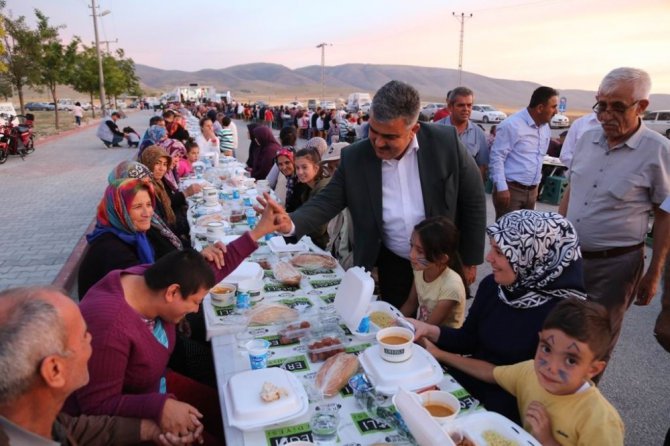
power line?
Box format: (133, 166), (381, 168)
(452, 12), (473, 86)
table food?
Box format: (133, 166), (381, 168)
(315, 352), (359, 397)
(248, 303), (299, 325)
(376, 327), (414, 362)
(307, 336), (345, 362)
(279, 321), (311, 345)
(260, 381), (288, 402)
(196, 213), (226, 226)
(424, 402), (454, 417)
(272, 261), (302, 286)
(369, 310), (396, 329)
(482, 430), (518, 446)
(290, 253), (338, 269)
(210, 283), (236, 305)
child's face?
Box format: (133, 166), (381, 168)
(187, 147), (200, 163)
(534, 328), (605, 395)
(409, 232), (431, 271)
(295, 157), (319, 185)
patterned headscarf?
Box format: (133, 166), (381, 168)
(107, 162), (182, 250)
(486, 210), (586, 309)
(140, 145), (176, 226)
(108, 161), (151, 183)
(158, 139), (187, 191)
(148, 125), (167, 143)
(305, 137), (328, 158)
(87, 179), (156, 264)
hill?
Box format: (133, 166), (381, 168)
(135, 62), (670, 112)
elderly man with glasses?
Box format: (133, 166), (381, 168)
(559, 67), (670, 370)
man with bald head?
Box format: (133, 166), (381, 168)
(0, 286), (199, 445)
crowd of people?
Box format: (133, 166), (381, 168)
(1, 66), (669, 446)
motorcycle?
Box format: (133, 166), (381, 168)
(0, 113), (35, 164)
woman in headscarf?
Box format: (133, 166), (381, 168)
(158, 138), (188, 192)
(249, 125), (281, 180)
(267, 126), (298, 190)
(139, 145), (197, 243)
(245, 122), (259, 170)
(138, 124), (167, 158)
(305, 136), (328, 158)
(410, 210), (586, 423)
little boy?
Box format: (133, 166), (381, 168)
(426, 298), (624, 445)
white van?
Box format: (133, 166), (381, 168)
(57, 99), (75, 111)
(346, 92), (371, 113)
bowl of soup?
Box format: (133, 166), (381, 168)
(419, 390), (460, 424)
(376, 327), (414, 362)
(210, 283), (237, 306)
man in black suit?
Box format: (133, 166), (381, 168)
(277, 80), (486, 308)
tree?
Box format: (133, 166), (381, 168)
(103, 49), (141, 108)
(71, 44), (100, 117)
(27, 10), (77, 129)
(0, 5), (40, 114)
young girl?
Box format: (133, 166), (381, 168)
(294, 147), (330, 249)
(177, 139), (199, 177)
(400, 216), (467, 328)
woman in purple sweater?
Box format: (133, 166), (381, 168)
(67, 251), (222, 444)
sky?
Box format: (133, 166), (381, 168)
(5, 0), (670, 94)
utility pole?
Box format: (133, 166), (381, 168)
(89, 0), (110, 116)
(316, 43), (332, 103)
(100, 38), (118, 54)
(452, 12), (473, 85)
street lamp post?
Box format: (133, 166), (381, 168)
(90, 0), (110, 116)
(316, 43), (332, 103)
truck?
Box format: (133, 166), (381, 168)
(163, 85), (218, 103)
(346, 92), (372, 113)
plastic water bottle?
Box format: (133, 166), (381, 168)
(245, 208), (257, 229)
(357, 316), (370, 334)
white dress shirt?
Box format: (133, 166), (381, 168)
(559, 112), (600, 168)
(489, 108), (551, 191)
(381, 136), (425, 259)
(195, 134), (220, 167)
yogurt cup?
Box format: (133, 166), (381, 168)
(246, 339), (271, 370)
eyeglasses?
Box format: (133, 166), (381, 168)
(592, 100), (639, 115)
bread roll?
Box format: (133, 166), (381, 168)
(315, 352), (359, 397)
(290, 253), (338, 269)
(272, 261), (302, 286)
(248, 303), (298, 325)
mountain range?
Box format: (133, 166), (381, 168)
(135, 63), (670, 112)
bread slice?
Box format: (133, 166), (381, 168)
(315, 352), (359, 397)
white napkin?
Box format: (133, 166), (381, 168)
(394, 388), (455, 446)
(267, 235), (307, 253)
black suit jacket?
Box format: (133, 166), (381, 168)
(290, 122), (486, 269)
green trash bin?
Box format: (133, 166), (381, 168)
(539, 176), (569, 205)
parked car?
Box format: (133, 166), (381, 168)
(25, 102), (52, 111)
(550, 113), (570, 129)
(359, 102), (371, 114)
(421, 103), (444, 120)
(471, 104), (507, 123)
(643, 110), (670, 138)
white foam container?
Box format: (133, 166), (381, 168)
(333, 267), (375, 336)
(225, 261), (264, 285)
(359, 344), (443, 395)
(222, 367), (309, 431)
(443, 411), (541, 446)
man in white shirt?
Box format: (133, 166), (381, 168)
(559, 112), (601, 168)
(560, 67), (670, 367)
(489, 87), (558, 219)
(272, 81), (486, 308)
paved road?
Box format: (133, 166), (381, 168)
(0, 116), (666, 444)
(0, 111), (149, 289)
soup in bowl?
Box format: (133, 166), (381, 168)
(420, 390), (460, 424)
(376, 326), (414, 362)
